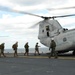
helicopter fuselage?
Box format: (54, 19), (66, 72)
(40, 29), (75, 52)
(38, 19), (75, 53)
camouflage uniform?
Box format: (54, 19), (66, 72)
(0, 43), (6, 57)
(12, 42), (18, 57)
(24, 42), (29, 56)
(0, 45), (1, 57)
(49, 40), (58, 58)
(34, 43), (40, 55)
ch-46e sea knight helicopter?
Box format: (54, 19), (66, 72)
(35, 14), (75, 55)
(1, 6), (75, 55)
(18, 11), (75, 55)
(23, 9), (75, 55)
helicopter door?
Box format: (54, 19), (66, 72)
(46, 26), (50, 37)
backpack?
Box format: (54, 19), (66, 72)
(12, 44), (15, 49)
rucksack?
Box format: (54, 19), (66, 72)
(12, 44), (15, 49)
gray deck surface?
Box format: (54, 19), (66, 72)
(0, 54), (75, 75)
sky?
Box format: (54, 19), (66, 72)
(0, 0), (75, 49)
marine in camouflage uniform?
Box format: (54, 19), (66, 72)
(34, 43), (40, 56)
(0, 43), (6, 57)
(49, 39), (58, 58)
(24, 42), (29, 56)
(12, 42), (18, 57)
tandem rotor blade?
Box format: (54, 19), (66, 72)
(53, 14), (75, 18)
(1, 5), (75, 20)
(0, 6), (52, 20)
(13, 10), (42, 18)
(29, 21), (42, 28)
(0, 6), (41, 18)
(48, 6), (75, 11)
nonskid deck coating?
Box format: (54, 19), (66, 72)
(1, 53), (75, 60)
(0, 57), (75, 75)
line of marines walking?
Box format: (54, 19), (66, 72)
(0, 39), (58, 58)
(0, 42), (41, 57)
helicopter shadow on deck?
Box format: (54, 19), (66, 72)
(46, 51), (75, 57)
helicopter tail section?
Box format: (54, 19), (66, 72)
(38, 19), (63, 39)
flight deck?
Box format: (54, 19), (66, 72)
(0, 54), (75, 75)
(2, 53), (75, 60)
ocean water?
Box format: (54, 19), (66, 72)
(4, 47), (49, 53)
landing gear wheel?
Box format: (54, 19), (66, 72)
(72, 51), (75, 55)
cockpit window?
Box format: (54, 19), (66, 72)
(46, 26), (50, 31)
(46, 26), (50, 37)
(42, 30), (44, 32)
